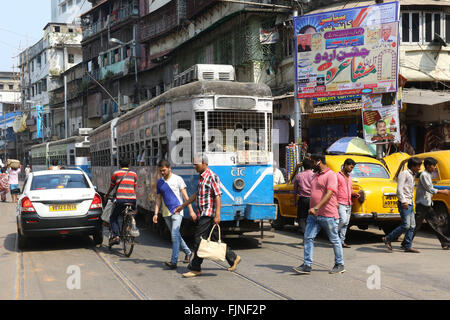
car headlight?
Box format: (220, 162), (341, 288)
(233, 178), (245, 190)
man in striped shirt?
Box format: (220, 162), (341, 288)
(105, 159), (138, 245)
(175, 153), (241, 278)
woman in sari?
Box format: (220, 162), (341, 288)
(0, 167), (9, 202)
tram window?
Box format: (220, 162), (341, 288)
(207, 111), (266, 151)
(177, 120), (191, 131)
(195, 112), (206, 153)
(160, 138), (168, 161)
(152, 140), (158, 166)
(145, 140), (151, 166)
(135, 143), (140, 165)
(70, 155), (75, 166)
(152, 125), (158, 136)
(159, 123), (166, 135)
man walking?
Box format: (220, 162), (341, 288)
(293, 158), (314, 233)
(293, 154), (345, 275)
(153, 160), (194, 269)
(383, 157), (422, 253)
(336, 158), (359, 248)
(400, 157), (450, 250)
(175, 153), (241, 278)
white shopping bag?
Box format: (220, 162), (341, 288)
(101, 200), (114, 224)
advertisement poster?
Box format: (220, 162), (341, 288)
(294, 1), (400, 98)
(361, 94), (400, 145)
(36, 105), (43, 139)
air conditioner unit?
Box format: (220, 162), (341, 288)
(172, 64), (235, 87)
(78, 128), (93, 136)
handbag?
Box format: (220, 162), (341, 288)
(197, 224), (227, 262)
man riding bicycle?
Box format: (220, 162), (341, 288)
(104, 159), (138, 246)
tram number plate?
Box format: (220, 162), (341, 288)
(50, 204), (77, 212)
(383, 195), (397, 208)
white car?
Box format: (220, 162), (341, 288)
(16, 169), (103, 249)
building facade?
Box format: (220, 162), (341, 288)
(51, 0), (92, 24)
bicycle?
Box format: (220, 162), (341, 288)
(107, 202), (138, 257)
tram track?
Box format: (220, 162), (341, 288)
(260, 238), (420, 300)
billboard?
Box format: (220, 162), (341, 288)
(361, 94), (400, 145)
(36, 105), (43, 139)
(294, 2), (400, 98)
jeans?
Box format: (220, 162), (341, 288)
(386, 203), (415, 249)
(338, 204), (352, 244)
(110, 199), (136, 238)
(164, 214), (192, 264)
(303, 214), (344, 267)
(190, 216), (238, 272)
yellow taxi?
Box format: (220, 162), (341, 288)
(394, 150), (450, 218)
(273, 155), (401, 234)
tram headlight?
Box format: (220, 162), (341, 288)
(233, 178), (245, 191)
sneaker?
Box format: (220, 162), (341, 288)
(293, 264), (311, 274)
(404, 247), (420, 253)
(164, 261), (177, 269)
(183, 253), (193, 264)
(329, 264), (346, 274)
(227, 256), (241, 271)
(442, 246), (449, 250)
(182, 270), (202, 278)
(342, 243), (351, 248)
(382, 236), (393, 252)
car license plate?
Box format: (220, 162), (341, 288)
(49, 204), (77, 212)
(383, 195), (397, 208)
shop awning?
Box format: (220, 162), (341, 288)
(402, 89), (450, 106)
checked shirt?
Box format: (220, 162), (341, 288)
(196, 167), (222, 217)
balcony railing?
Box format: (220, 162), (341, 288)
(82, 3), (139, 40)
(139, 1), (180, 42)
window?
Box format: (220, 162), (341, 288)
(401, 11), (421, 43)
(352, 163), (390, 179)
(31, 174), (90, 190)
(54, 26), (61, 32)
(61, 4), (66, 14)
(0, 84), (4, 90)
(68, 53), (74, 64)
(401, 11), (450, 44)
(424, 12), (443, 43)
(9, 85), (14, 90)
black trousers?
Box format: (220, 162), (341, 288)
(401, 203), (450, 247)
(190, 216), (237, 271)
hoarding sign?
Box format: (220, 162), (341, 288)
(294, 1), (400, 99)
(361, 94), (400, 145)
(36, 105), (43, 139)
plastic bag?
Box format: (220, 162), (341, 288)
(101, 200), (114, 224)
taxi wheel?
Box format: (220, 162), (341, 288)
(93, 227), (103, 246)
(434, 202), (448, 225)
(272, 202), (285, 230)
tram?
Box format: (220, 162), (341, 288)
(90, 78), (276, 239)
(30, 136), (91, 177)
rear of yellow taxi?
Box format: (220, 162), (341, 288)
(274, 155), (401, 234)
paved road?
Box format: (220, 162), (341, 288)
(1, 200), (450, 301)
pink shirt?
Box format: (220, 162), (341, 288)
(310, 168), (339, 219)
(7, 168), (20, 185)
(293, 169), (314, 197)
(337, 171), (353, 206)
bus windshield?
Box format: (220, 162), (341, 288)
(202, 111), (271, 153)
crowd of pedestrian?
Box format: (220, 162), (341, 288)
(289, 153), (450, 275)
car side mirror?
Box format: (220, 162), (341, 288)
(94, 186), (98, 192)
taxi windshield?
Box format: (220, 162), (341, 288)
(351, 163), (390, 179)
(31, 174), (90, 190)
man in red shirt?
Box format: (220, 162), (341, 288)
(336, 158), (359, 248)
(175, 153), (241, 278)
(105, 159), (138, 246)
(293, 154), (345, 275)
